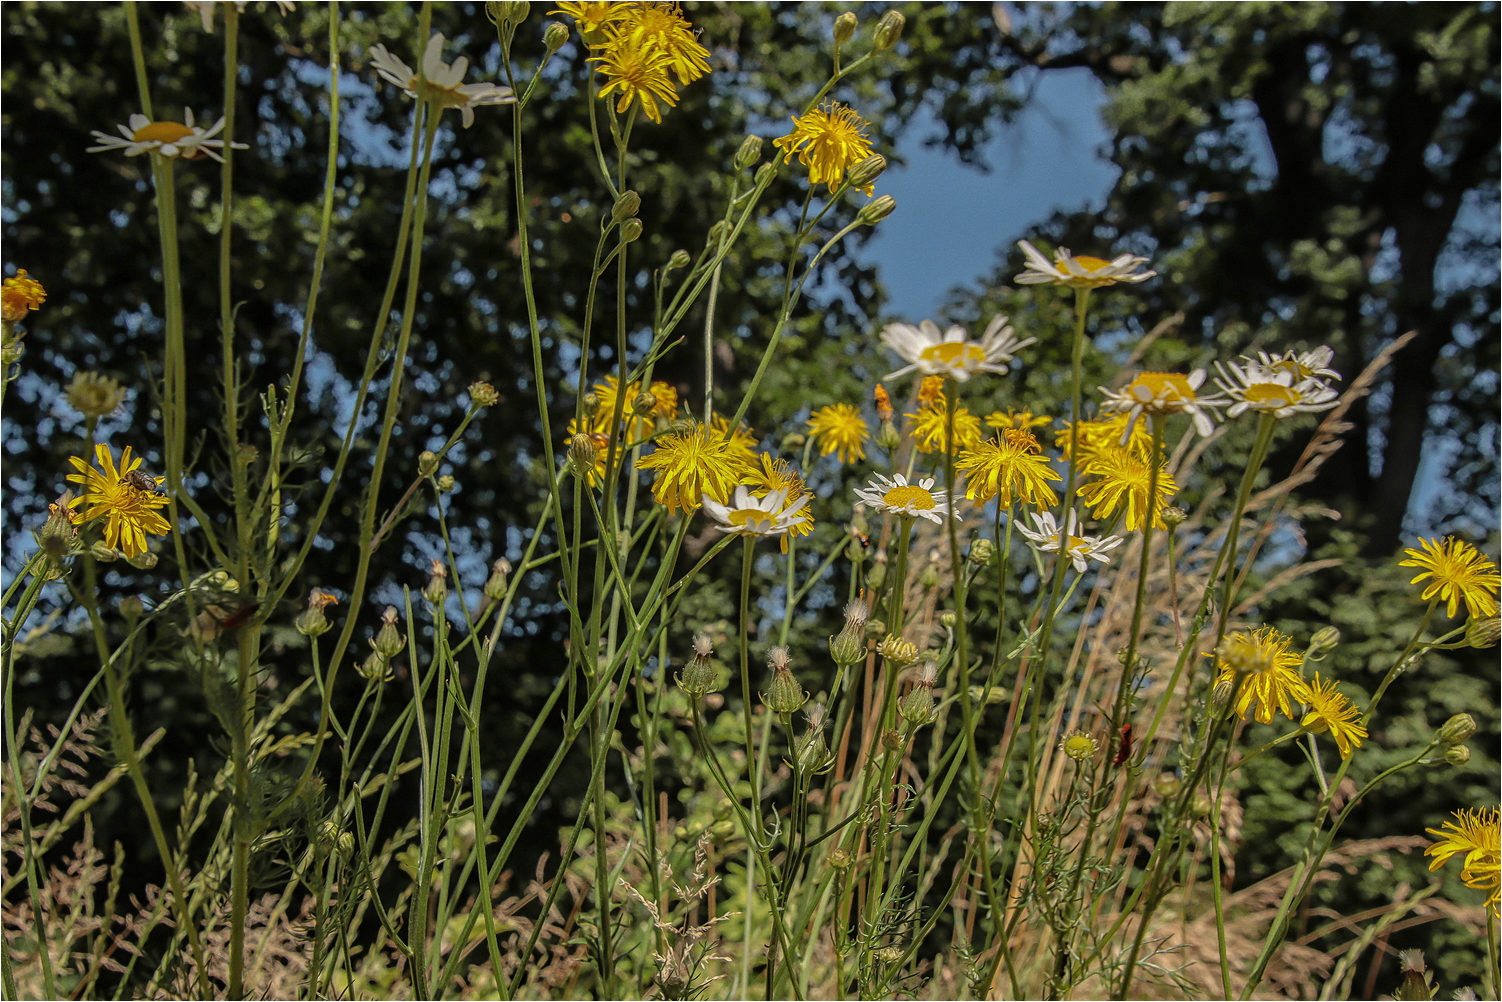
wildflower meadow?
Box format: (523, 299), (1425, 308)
(2, 3), (1499, 1000)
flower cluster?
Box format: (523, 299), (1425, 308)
(555, 2), (711, 124)
(1213, 626), (1366, 759)
(1425, 807), (1500, 915)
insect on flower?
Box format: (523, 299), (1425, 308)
(121, 467), (167, 495)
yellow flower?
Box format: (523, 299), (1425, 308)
(636, 422), (745, 515)
(1399, 536), (1501, 620)
(906, 399), (983, 455)
(553, 0), (636, 40)
(773, 101), (877, 194)
(807, 404), (868, 463)
(592, 375), (675, 442)
(614, 2), (709, 85)
(64, 444), (172, 558)
(590, 29), (679, 123)
(1214, 626), (1309, 725)
(1299, 673), (1366, 760)
(1425, 807), (1500, 916)
(873, 383), (894, 423)
(985, 408), (1051, 432)
(708, 413), (759, 470)
(1078, 446), (1177, 531)
(746, 454), (815, 552)
(2, 270), (46, 324)
(916, 375), (945, 408)
(955, 434), (1061, 508)
(1056, 414), (1152, 465)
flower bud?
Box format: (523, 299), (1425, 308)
(873, 9), (905, 49)
(1443, 744), (1471, 767)
(968, 538), (995, 569)
(832, 11), (857, 44)
(734, 134), (764, 171)
(632, 390), (658, 417)
(423, 558), (448, 604)
(569, 432), (599, 480)
(827, 847), (853, 870)
(468, 381), (499, 408)
(1438, 713), (1476, 746)
(436, 475), (456, 493)
(483, 558), (511, 602)
(898, 663), (938, 726)
(1161, 505), (1188, 527)
(1152, 772), (1181, 799)
(1466, 616), (1500, 649)
(65, 371), (128, 420)
(829, 626), (866, 667)
(796, 703), (830, 771)
(845, 154), (887, 192)
(866, 560), (886, 591)
(1060, 730), (1098, 762)
(856, 194), (897, 226)
(754, 162), (776, 188)
(881, 728), (904, 752)
(760, 646), (806, 716)
(619, 219), (643, 243)
(877, 635), (919, 667)
(418, 450), (440, 477)
(1308, 626), (1341, 655)
(543, 20), (570, 52)
(920, 564), (941, 589)
(706, 220), (731, 247)
(676, 632), (721, 697)
(873, 944), (904, 965)
(371, 606), (406, 659)
(127, 549), (158, 570)
(665, 249), (692, 273)
(296, 589), (338, 637)
(90, 542), (121, 563)
(875, 418), (901, 452)
(357, 651), (394, 682)
(40, 497), (78, 559)
(612, 189), (641, 222)
(939, 610), (957, 629)
(864, 616), (886, 639)
(487, 1), (530, 27)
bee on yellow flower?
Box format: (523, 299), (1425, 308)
(64, 445), (173, 559)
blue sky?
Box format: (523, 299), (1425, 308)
(864, 68), (1117, 321)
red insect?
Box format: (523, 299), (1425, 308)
(1112, 723), (1134, 766)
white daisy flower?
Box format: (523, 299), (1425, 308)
(1014, 239), (1156, 288)
(879, 316), (1036, 383)
(701, 486), (811, 539)
(853, 473), (956, 524)
(1251, 345), (1341, 384)
(1016, 510), (1123, 574)
(86, 110), (247, 163)
(1098, 369), (1225, 440)
(368, 33), (516, 129)
(1213, 359), (1340, 419)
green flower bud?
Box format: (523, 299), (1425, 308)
(832, 11), (857, 44)
(827, 847), (853, 870)
(436, 475), (456, 494)
(543, 20), (570, 52)
(90, 542), (121, 563)
(1161, 505), (1188, 527)
(796, 703), (830, 772)
(665, 249), (692, 273)
(1438, 713), (1477, 745)
(706, 220), (731, 247)
(619, 218), (643, 243)
(569, 432), (598, 480)
(734, 134), (764, 171)
(483, 558), (511, 603)
(487, 1), (530, 28)
(939, 610), (957, 629)
(612, 189), (641, 222)
(866, 560), (886, 591)
(856, 194), (897, 226)
(754, 162), (777, 188)
(468, 381), (499, 408)
(119, 594), (144, 625)
(357, 651), (394, 683)
(127, 549), (157, 570)
(873, 10), (905, 49)
(418, 450), (440, 477)
(581, 391), (600, 418)
(864, 616), (887, 639)
(829, 627), (866, 667)
(898, 663), (938, 726)
(296, 589), (338, 637)
(1444, 744), (1471, 767)
(877, 635), (919, 667)
(919, 564), (941, 589)
(423, 559), (448, 604)
(968, 538), (995, 568)
(875, 418), (901, 451)
(1308, 626), (1341, 655)
(760, 646), (806, 716)
(1466, 616), (1500, 649)
(370, 606), (406, 659)
(1152, 772), (1181, 799)
(881, 727), (904, 752)
(845, 154), (887, 192)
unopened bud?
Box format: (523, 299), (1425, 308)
(424, 559), (448, 604)
(619, 219), (643, 243)
(1152, 772), (1181, 799)
(734, 134), (764, 171)
(754, 162), (776, 188)
(569, 432), (599, 479)
(706, 220), (731, 247)
(357, 651), (394, 683)
(760, 647), (805, 716)
(65, 371), (128, 421)
(968, 538), (995, 568)
(1443, 744), (1471, 767)
(612, 189), (641, 222)
(632, 390), (657, 417)
(877, 635), (919, 667)
(832, 11), (857, 44)
(127, 549), (158, 570)
(829, 627), (866, 666)
(920, 564), (941, 589)
(90, 542), (121, 563)
(856, 194), (897, 226)
(1438, 713), (1476, 746)
(468, 381), (499, 408)
(1466, 616), (1500, 649)
(483, 558), (511, 602)
(436, 475), (456, 493)
(371, 607), (406, 659)
(543, 20), (569, 52)
(581, 391), (600, 418)
(873, 9), (905, 49)
(419, 450), (440, 477)
(875, 418), (901, 452)
(487, 1), (530, 27)
(939, 610), (957, 629)
(665, 249), (691, 273)
(796, 708), (830, 772)
(881, 728), (904, 752)
(866, 560), (886, 591)
(1308, 626), (1341, 655)
(845, 154), (886, 192)
(827, 847), (853, 870)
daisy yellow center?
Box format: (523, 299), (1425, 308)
(132, 121), (196, 144)
(1065, 535), (1091, 554)
(1073, 255), (1110, 271)
(1243, 383), (1295, 407)
(920, 342), (986, 368)
(728, 509), (774, 532)
(883, 485), (936, 510)
(1130, 372), (1194, 401)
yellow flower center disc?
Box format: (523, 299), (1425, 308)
(883, 485), (936, 510)
(920, 342), (985, 368)
(1244, 384), (1295, 408)
(728, 509), (773, 532)
(131, 121), (196, 144)
(1073, 255), (1111, 272)
(1130, 372), (1194, 402)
